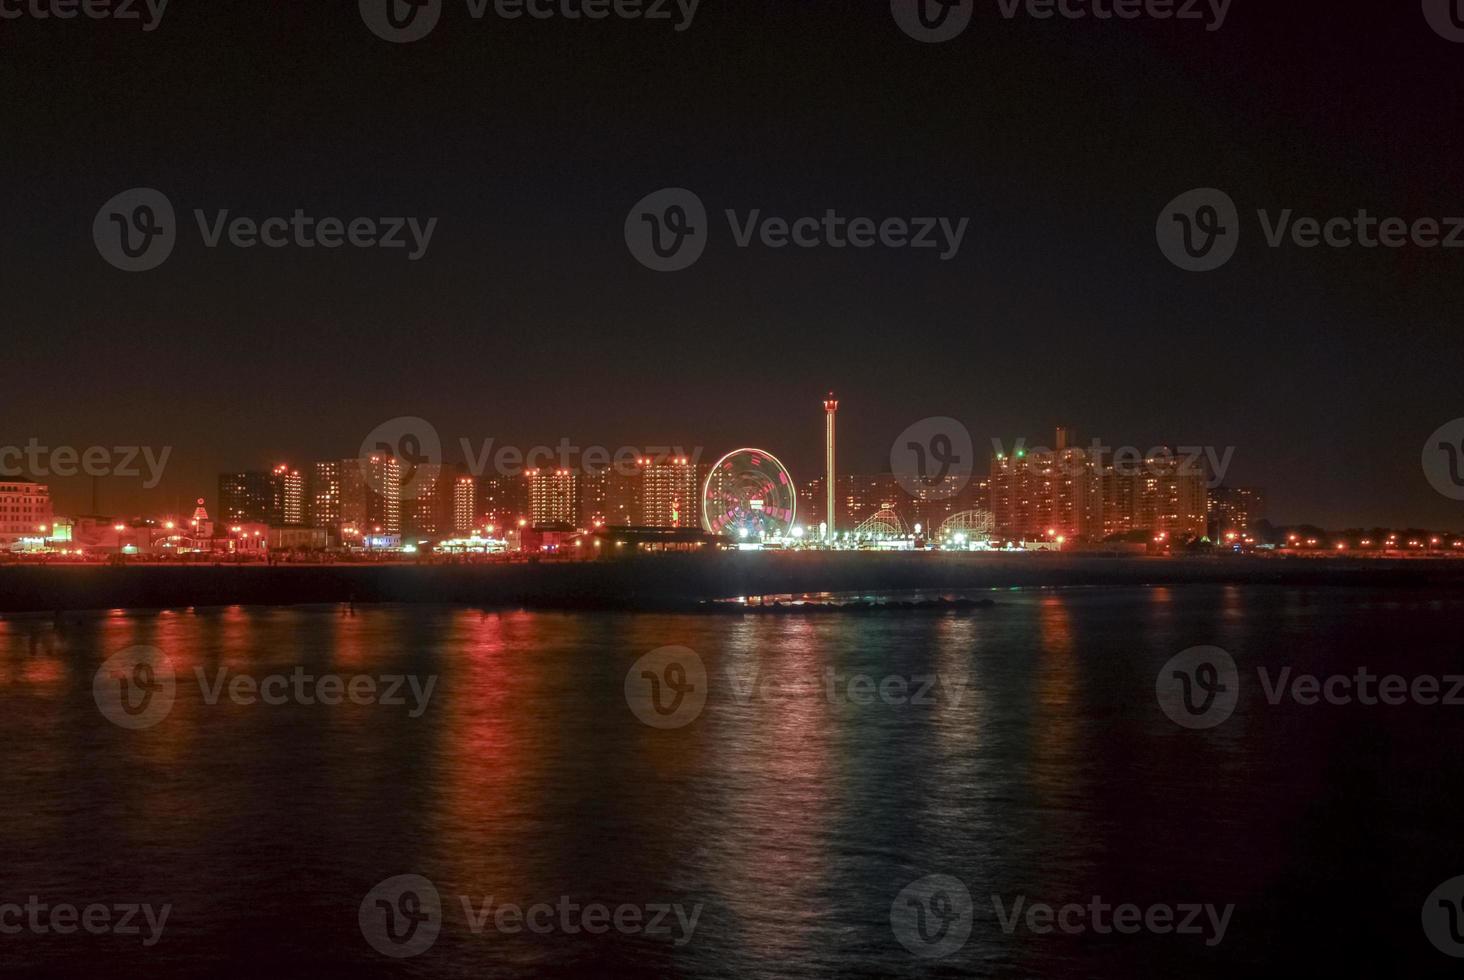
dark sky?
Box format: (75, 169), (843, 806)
(3, 0), (1462, 528)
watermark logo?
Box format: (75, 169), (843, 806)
(94, 187), (176, 272)
(627, 187), (969, 272)
(1156, 646), (1238, 729)
(0, 440), (171, 488)
(625, 646), (707, 729)
(460, 895), (702, 944)
(1156, 188), (1239, 272)
(1159, 648), (1464, 730)
(360, 0), (698, 42)
(1160, 189), (1464, 270)
(0, 0), (169, 30)
(993, 437), (1234, 488)
(460, 438), (702, 479)
(360, 0), (443, 42)
(0, 898), (171, 946)
(890, 874), (973, 959)
(360, 416), (444, 500)
(93, 646), (176, 730)
(625, 188), (708, 272)
(195, 667), (437, 717)
(1423, 875), (1464, 957)
(993, 895), (1234, 946)
(726, 664), (968, 707)
(94, 188), (438, 271)
(997, 0), (1230, 29)
(891, 0), (974, 43)
(891, 417), (974, 500)
(1423, 418), (1464, 501)
(360, 874), (443, 958)
(1423, 0), (1464, 42)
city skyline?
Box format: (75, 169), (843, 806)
(6, 4), (1462, 534)
(12, 408), (1453, 531)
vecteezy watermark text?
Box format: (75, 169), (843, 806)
(1158, 645), (1464, 730)
(195, 666), (437, 718)
(460, 437), (703, 479)
(889, 873), (1232, 960)
(94, 188), (438, 272)
(1158, 187), (1464, 271)
(0, 897), (171, 946)
(891, 0), (1231, 43)
(625, 188), (969, 272)
(93, 647), (438, 730)
(992, 894), (1234, 946)
(0, 440), (170, 488)
(726, 665), (969, 707)
(460, 895), (701, 945)
(359, 0), (699, 43)
(993, 437), (1234, 487)
(363, 415), (705, 486)
(0, 0), (168, 30)
(359, 875), (702, 959)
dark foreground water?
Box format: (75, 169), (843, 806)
(3, 585), (1464, 978)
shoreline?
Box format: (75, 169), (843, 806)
(2, 553), (1463, 615)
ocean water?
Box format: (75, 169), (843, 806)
(3, 584), (1464, 978)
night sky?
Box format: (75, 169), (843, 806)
(3, 0), (1461, 528)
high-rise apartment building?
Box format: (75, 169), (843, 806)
(1209, 485), (1266, 539)
(990, 445), (1097, 541)
(310, 457), (401, 534)
(527, 468), (577, 528)
(476, 474), (529, 530)
(219, 471), (277, 524)
(641, 456), (699, 528)
(352, 454), (402, 534)
(452, 475), (477, 534)
(404, 463), (455, 537)
(273, 464), (304, 526)
(990, 430), (1209, 542)
(1131, 452), (1209, 540)
(309, 460), (344, 530)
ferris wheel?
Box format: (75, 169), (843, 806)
(701, 448), (797, 538)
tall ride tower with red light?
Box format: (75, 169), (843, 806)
(823, 393), (838, 539)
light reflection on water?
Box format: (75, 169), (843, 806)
(2, 586), (1463, 978)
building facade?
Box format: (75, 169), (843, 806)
(527, 468), (577, 528)
(641, 456), (699, 528)
(476, 474), (529, 531)
(452, 474), (477, 534)
(989, 431), (1210, 543)
(309, 457), (402, 535)
(1209, 485), (1267, 539)
(218, 471), (277, 524)
(0, 481), (53, 549)
(273, 464), (305, 526)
